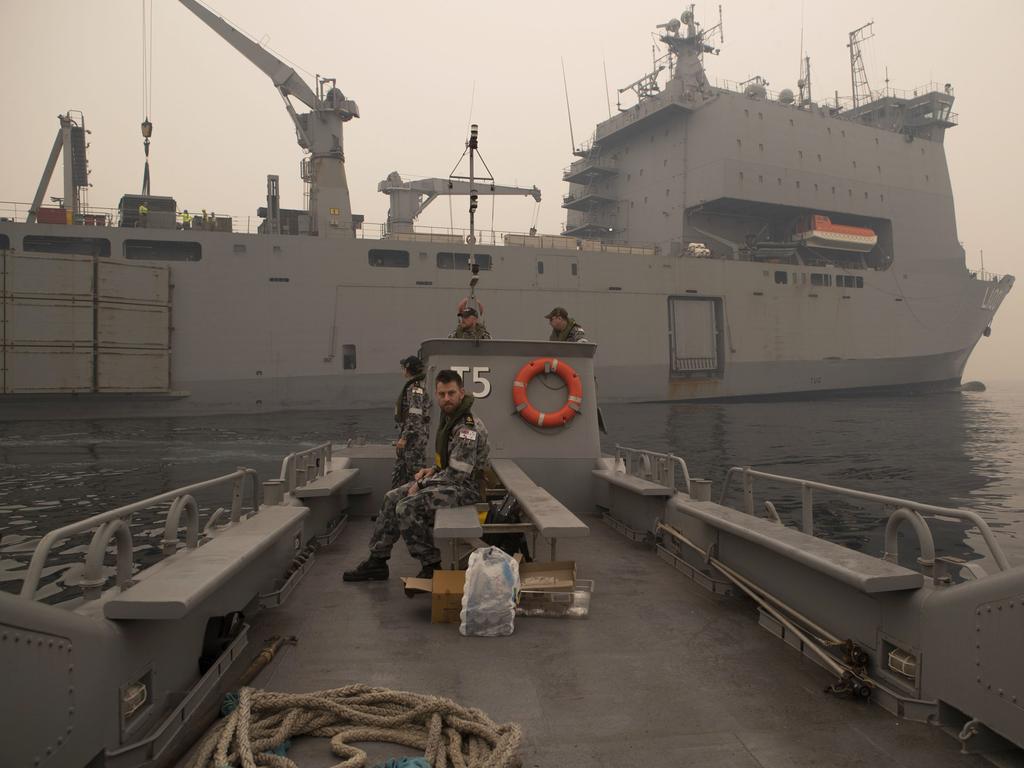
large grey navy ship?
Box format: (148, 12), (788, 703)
(0, 3), (1013, 419)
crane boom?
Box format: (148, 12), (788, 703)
(177, 0), (318, 109)
(177, 0), (359, 238)
(378, 173), (542, 235)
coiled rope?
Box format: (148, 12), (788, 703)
(189, 684), (522, 768)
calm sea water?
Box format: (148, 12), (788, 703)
(2, 383), (1022, 600)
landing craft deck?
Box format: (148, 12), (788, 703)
(3, 339), (1022, 767)
(216, 516), (988, 767)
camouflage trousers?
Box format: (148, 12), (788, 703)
(390, 438), (427, 489)
(368, 481), (474, 565)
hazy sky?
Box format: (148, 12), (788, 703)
(1, 1), (1020, 380)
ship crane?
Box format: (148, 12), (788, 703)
(177, 0), (359, 238)
(378, 173), (541, 236)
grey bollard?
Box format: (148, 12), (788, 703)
(263, 480), (284, 505)
(690, 479), (712, 502)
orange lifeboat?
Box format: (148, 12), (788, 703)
(794, 215), (878, 253)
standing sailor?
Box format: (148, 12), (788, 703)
(546, 306), (589, 342)
(392, 355), (430, 488)
(181, 209), (192, 229)
(137, 201), (149, 228)
(344, 369), (490, 581)
(449, 300), (491, 340)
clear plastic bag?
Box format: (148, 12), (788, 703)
(459, 546), (520, 637)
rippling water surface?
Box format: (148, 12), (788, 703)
(2, 383), (1022, 601)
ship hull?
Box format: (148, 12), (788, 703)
(0, 222), (1010, 421)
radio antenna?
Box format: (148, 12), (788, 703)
(560, 58), (576, 152)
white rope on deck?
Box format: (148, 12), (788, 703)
(188, 684), (523, 768)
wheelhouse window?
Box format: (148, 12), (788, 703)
(810, 273), (832, 287)
(368, 249), (409, 268)
(124, 240), (201, 261)
(24, 234), (110, 257)
(436, 252), (492, 270)
(774, 271), (788, 284)
(0, 233), (9, 250)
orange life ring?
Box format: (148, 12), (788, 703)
(512, 357), (583, 428)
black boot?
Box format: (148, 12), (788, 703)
(416, 561), (441, 579)
(343, 557), (389, 582)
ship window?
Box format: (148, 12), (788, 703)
(827, 127), (832, 135)
(744, 109), (749, 117)
(831, 186), (836, 195)
(758, 112), (763, 120)
(852, 160), (857, 168)
(814, 183), (819, 192)
(25, 234), (111, 257)
(759, 143), (765, 152)
(368, 248), (409, 268)
(817, 153), (822, 161)
(810, 273), (831, 287)
(737, 139), (742, 148)
(795, 181), (800, 189)
(774, 271), (788, 284)
(665, 189), (670, 197)
(124, 239), (200, 261)
(841, 130), (846, 138)
(777, 178), (782, 185)
(798, 150), (803, 159)
(0, 234), (9, 250)
(856, 276), (864, 288)
(759, 175), (764, 184)
(644, 196), (648, 204)
(639, 168), (644, 176)
(537, 261), (544, 274)
(739, 172), (744, 181)
(342, 344), (357, 370)
(437, 252), (492, 270)
(880, 194), (885, 202)
(790, 119), (795, 127)
(571, 263), (578, 276)
(627, 173), (631, 182)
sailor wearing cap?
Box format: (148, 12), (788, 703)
(449, 299), (492, 340)
(545, 306), (589, 342)
(391, 355), (431, 488)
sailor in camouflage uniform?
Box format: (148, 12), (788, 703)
(448, 303), (491, 340)
(546, 306), (589, 342)
(344, 369), (490, 581)
(391, 356), (431, 488)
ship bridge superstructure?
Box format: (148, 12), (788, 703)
(562, 8), (964, 274)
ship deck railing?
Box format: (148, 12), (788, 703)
(16, 468), (261, 602)
(717, 466), (1010, 578)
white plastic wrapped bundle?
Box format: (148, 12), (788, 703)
(459, 546), (520, 637)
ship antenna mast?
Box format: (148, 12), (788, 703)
(848, 21), (875, 109)
(140, 0), (154, 196)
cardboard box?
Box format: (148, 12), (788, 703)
(402, 570), (466, 624)
(518, 560), (576, 591)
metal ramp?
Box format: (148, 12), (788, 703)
(1, 250), (172, 393)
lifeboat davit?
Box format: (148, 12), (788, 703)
(794, 215), (878, 253)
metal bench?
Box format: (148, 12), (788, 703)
(592, 468), (674, 497)
(491, 459), (589, 559)
(104, 505), (309, 620)
(433, 505), (486, 570)
(293, 467), (360, 499)
(668, 497), (923, 594)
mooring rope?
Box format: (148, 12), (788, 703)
(188, 684), (522, 768)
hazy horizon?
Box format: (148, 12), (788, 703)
(1, 0), (1019, 382)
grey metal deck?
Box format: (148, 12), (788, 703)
(221, 514), (988, 767)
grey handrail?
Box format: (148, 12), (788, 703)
(19, 468), (260, 600)
(718, 466), (1010, 573)
(614, 444), (691, 494)
(279, 442), (333, 493)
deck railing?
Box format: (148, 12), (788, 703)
(718, 466), (1010, 576)
(276, 442), (332, 495)
(614, 444), (691, 494)
(19, 468), (261, 601)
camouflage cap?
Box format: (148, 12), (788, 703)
(544, 306), (569, 320)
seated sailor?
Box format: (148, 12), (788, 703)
(343, 368), (490, 582)
(545, 306), (588, 342)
